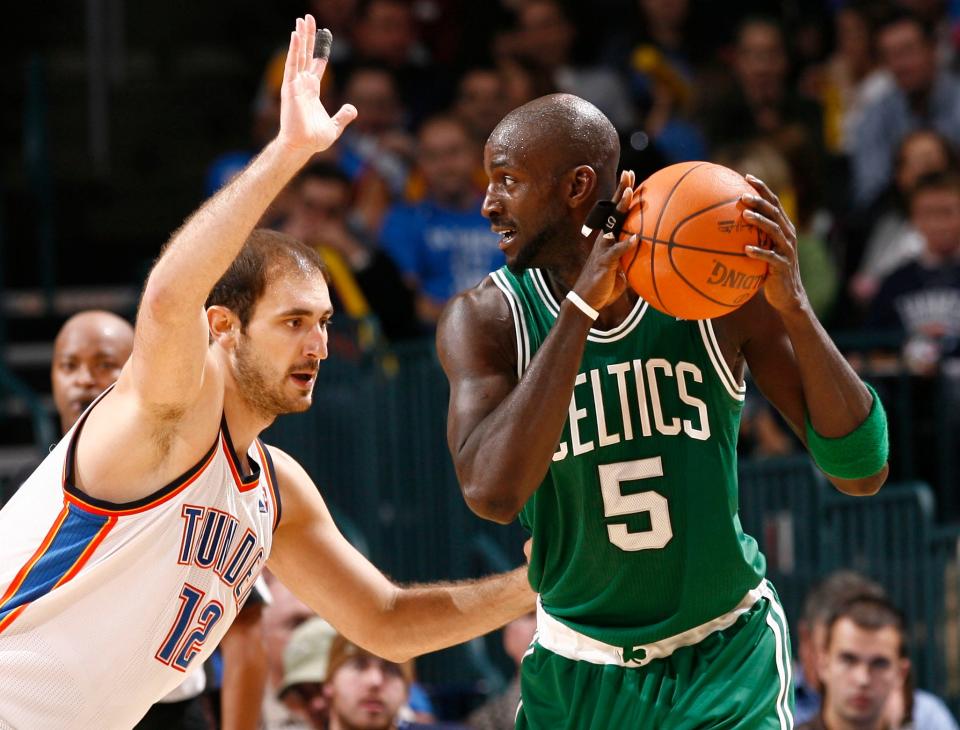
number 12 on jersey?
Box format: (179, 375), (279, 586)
(154, 583), (224, 672)
(598, 457), (673, 551)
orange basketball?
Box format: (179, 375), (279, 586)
(620, 161), (770, 320)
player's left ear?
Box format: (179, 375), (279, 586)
(207, 305), (241, 349)
(568, 165), (598, 209)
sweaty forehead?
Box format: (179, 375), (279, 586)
(486, 125), (550, 174)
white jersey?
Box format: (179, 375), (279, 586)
(0, 399), (281, 730)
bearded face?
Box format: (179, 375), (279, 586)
(225, 272), (332, 421)
(233, 331), (319, 419)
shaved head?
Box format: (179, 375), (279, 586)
(52, 311), (134, 433)
(482, 93), (621, 274)
(489, 93), (620, 198)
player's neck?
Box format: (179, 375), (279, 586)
(221, 379), (275, 471)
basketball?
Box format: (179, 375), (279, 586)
(620, 161), (770, 320)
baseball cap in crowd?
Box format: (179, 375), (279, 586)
(278, 616), (338, 699)
(324, 633), (415, 685)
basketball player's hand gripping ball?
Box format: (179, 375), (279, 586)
(571, 170), (642, 313)
(619, 162), (788, 320)
(278, 15), (357, 156)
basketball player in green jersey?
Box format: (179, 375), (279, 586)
(436, 94), (889, 729)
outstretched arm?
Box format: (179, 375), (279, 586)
(266, 447), (534, 663)
(728, 176), (888, 495)
(437, 173), (639, 523)
(130, 16), (356, 412)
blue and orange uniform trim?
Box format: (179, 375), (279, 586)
(0, 504), (116, 634)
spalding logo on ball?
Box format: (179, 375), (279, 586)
(620, 161), (771, 320)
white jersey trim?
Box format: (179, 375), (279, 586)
(530, 269), (648, 343)
(534, 580), (767, 668)
(490, 270), (531, 378)
(697, 319), (746, 402)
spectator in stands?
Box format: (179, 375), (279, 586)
(50, 310), (133, 436)
(795, 571), (887, 724)
(337, 64), (415, 233)
(794, 571), (957, 729)
(453, 68), (508, 147)
(496, 54), (558, 113)
(322, 633), (445, 730)
(850, 10), (960, 209)
(703, 16), (826, 218)
(502, 0), (635, 131)
(849, 129), (955, 308)
(280, 161), (419, 352)
(308, 0), (358, 65)
(622, 0), (707, 163)
(277, 617), (338, 730)
(799, 595), (910, 730)
(802, 2), (892, 156)
(465, 612), (536, 730)
(262, 571), (317, 729)
(380, 115), (501, 328)
(867, 171), (960, 375)
(45, 311), (270, 730)
(347, 0), (446, 125)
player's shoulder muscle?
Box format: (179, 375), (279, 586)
(437, 276), (518, 381)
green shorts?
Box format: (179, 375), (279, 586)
(516, 584), (794, 729)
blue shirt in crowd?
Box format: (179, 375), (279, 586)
(380, 199), (503, 305)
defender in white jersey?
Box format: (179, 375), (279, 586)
(0, 16), (533, 730)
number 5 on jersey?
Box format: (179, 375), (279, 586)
(599, 457), (673, 551)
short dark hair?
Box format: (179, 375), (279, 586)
(895, 129), (957, 173)
(800, 570), (885, 627)
(417, 113), (472, 140)
(825, 595), (907, 656)
(295, 161), (352, 189)
(205, 229), (328, 329)
(734, 15), (786, 47)
(875, 8), (936, 44)
(909, 170), (960, 207)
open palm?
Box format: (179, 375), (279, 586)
(279, 15), (357, 155)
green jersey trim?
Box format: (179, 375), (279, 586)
(696, 319), (747, 401)
(528, 269), (649, 343)
(490, 270), (532, 377)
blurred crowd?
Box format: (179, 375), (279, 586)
(201, 0), (960, 508)
(202, 0), (960, 346)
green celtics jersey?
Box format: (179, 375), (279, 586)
(491, 266), (766, 649)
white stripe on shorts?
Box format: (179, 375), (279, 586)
(764, 603), (794, 730)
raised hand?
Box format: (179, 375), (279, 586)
(572, 169), (641, 311)
(278, 15), (357, 157)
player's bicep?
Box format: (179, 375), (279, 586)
(436, 288), (518, 455)
(129, 302), (211, 409)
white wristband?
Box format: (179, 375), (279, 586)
(565, 290), (599, 321)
